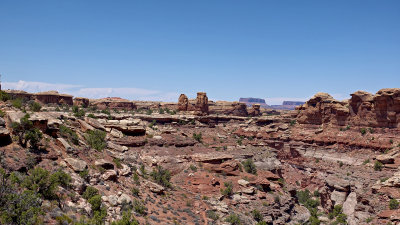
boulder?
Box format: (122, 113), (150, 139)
(145, 181), (165, 194)
(73, 97), (90, 107)
(102, 170), (118, 181)
(95, 159), (114, 169)
(65, 158), (87, 172)
(85, 117), (106, 131)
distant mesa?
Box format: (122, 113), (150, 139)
(239, 97), (304, 110)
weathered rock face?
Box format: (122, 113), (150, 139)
(90, 97), (136, 110)
(74, 97), (90, 108)
(4, 90), (74, 105)
(297, 88), (400, 128)
(248, 104), (261, 117)
(297, 93), (349, 126)
(178, 94), (189, 111)
(195, 92), (208, 115)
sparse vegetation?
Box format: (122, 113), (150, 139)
(12, 98), (24, 109)
(251, 209), (263, 222)
(389, 199), (399, 210)
(29, 101), (41, 112)
(0, 91), (10, 101)
(220, 181), (233, 197)
(85, 129), (107, 151)
(225, 213), (242, 225)
(192, 132), (202, 143)
(374, 161), (383, 171)
(150, 165), (172, 188)
(11, 114), (43, 148)
(59, 124), (79, 145)
(360, 128), (367, 135)
(242, 159), (257, 175)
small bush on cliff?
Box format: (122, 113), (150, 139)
(360, 128), (367, 135)
(225, 213), (242, 225)
(374, 161), (383, 171)
(0, 91), (9, 101)
(193, 132), (202, 143)
(29, 101), (41, 112)
(83, 186), (99, 200)
(59, 125), (79, 145)
(11, 114), (43, 148)
(251, 209), (263, 222)
(389, 199), (399, 210)
(220, 181), (233, 197)
(133, 199), (147, 215)
(150, 165), (171, 188)
(12, 98), (23, 109)
(242, 159), (257, 175)
(73, 106), (85, 118)
(85, 129), (106, 151)
(111, 210), (139, 225)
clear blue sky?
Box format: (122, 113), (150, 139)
(1, 0), (399, 104)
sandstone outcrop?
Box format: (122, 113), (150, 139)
(195, 92), (209, 115)
(90, 97), (136, 110)
(178, 94), (189, 111)
(73, 97), (90, 107)
(297, 88), (400, 128)
(4, 90), (74, 105)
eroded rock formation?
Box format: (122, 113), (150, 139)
(297, 88), (400, 128)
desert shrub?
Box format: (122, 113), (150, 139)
(88, 195), (102, 211)
(363, 159), (370, 165)
(0, 91), (9, 101)
(29, 101), (41, 112)
(133, 172), (140, 184)
(225, 213), (242, 225)
(148, 120), (156, 129)
(0, 110), (4, 118)
(256, 222), (268, 225)
(192, 132), (202, 143)
(360, 128), (367, 135)
(11, 114), (42, 148)
(159, 108), (165, 114)
(220, 181), (233, 197)
(146, 109), (153, 115)
(206, 210), (219, 221)
(290, 120), (296, 126)
(12, 98), (23, 109)
(0, 168), (44, 225)
(389, 199), (399, 210)
(113, 158), (123, 169)
(73, 106), (85, 118)
(22, 167), (70, 200)
(79, 169), (89, 181)
(189, 164), (197, 172)
(87, 113), (96, 118)
(133, 199), (147, 215)
(150, 165), (171, 188)
(83, 186), (99, 200)
(242, 159), (257, 174)
(59, 125), (79, 145)
(251, 209), (263, 222)
(85, 130), (106, 151)
(131, 187), (139, 197)
(111, 210), (139, 225)
(374, 161), (383, 171)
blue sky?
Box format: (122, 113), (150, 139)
(1, 0), (399, 104)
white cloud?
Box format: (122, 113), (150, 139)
(2, 80), (179, 102)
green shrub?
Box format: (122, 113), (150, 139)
(256, 222), (268, 225)
(206, 210), (219, 221)
(133, 172), (140, 184)
(220, 181), (233, 197)
(159, 108), (165, 114)
(363, 159), (370, 165)
(111, 210), (139, 225)
(389, 199), (399, 210)
(83, 186), (99, 200)
(374, 161), (383, 171)
(251, 209), (263, 222)
(85, 130), (107, 151)
(148, 120), (156, 129)
(131, 187), (139, 197)
(87, 113), (96, 118)
(88, 195), (102, 211)
(59, 125), (79, 145)
(113, 158), (123, 169)
(22, 167), (70, 200)
(193, 132), (203, 143)
(225, 213), (242, 225)
(29, 102), (42, 112)
(0, 91), (10, 101)
(79, 169), (89, 181)
(0, 109), (4, 117)
(12, 98), (23, 109)
(73, 106), (85, 118)
(189, 164), (197, 172)
(242, 159), (257, 174)
(133, 199), (147, 215)
(11, 114), (42, 148)
(360, 128), (367, 135)
(146, 109), (153, 115)
(150, 165), (171, 188)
